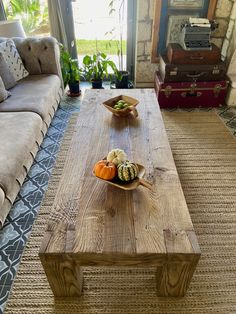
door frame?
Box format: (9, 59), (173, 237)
(126, 0), (137, 80)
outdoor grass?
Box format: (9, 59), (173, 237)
(76, 39), (126, 55)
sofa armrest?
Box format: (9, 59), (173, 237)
(12, 37), (63, 88)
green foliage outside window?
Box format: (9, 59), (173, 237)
(3, 0), (49, 35)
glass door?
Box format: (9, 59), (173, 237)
(72, 0), (128, 71)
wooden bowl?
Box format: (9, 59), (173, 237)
(102, 95), (139, 118)
(93, 163), (152, 191)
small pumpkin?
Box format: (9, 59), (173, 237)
(93, 160), (117, 181)
(107, 148), (127, 165)
(117, 161), (139, 182)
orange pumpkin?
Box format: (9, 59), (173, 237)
(93, 160), (117, 180)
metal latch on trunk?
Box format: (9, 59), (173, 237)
(190, 83), (197, 94)
(213, 84), (221, 97)
(164, 85), (172, 98)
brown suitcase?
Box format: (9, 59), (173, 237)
(167, 43), (221, 65)
(159, 55), (227, 82)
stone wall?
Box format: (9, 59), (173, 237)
(135, 0), (158, 87)
(220, 0), (236, 61)
(135, 0), (236, 87)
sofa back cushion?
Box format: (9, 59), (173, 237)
(0, 39), (29, 81)
(0, 52), (17, 89)
(0, 76), (10, 102)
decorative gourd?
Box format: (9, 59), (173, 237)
(107, 148), (127, 166)
(93, 160), (117, 181)
(117, 161), (139, 182)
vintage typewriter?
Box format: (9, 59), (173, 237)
(180, 18), (218, 51)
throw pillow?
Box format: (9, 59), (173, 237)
(0, 39), (29, 81)
(0, 52), (17, 89)
(0, 76), (10, 103)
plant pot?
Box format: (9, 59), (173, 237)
(69, 81), (80, 94)
(115, 71), (129, 88)
(92, 79), (103, 89)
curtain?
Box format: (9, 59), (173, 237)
(0, 0), (7, 21)
(48, 0), (69, 50)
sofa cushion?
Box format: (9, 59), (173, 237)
(0, 74), (61, 121)
(0, 39), (29, 81)
(0, 52), (17, 89)
(0, 112), (42, 204)
(0, 76), (10, 102)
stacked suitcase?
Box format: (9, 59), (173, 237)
(154, 43), (229, 108)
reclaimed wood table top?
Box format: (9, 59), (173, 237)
(41, 89), (199, 264)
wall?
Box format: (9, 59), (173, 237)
(135, 0), (158, 87)
(135, 0), (236, 87)
(221, 0), (236, 61)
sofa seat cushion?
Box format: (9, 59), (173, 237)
(0, 74), (61, 121)
(0, 112), (43, 204)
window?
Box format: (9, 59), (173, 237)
(72, 0), (127, 71)
(2, 0), (49, 37)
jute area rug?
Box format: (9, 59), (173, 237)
(5, 112), (236, 314)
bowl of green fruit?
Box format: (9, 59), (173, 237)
(102, 95), (139, 118)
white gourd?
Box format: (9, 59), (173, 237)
(107, 149), (127, 165)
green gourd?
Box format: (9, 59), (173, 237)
(117, 161), (139, 182)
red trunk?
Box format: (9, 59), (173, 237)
(154, 72), (229, 108)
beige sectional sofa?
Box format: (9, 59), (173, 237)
(0, 36), (63, 227)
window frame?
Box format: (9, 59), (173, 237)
(126, 0), (137, 80)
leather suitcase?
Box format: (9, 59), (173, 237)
(167, 43), (221, 65)
(154, 72), (229, 108)
(159, 55), (227, 82)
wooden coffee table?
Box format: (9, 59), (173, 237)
(39, 89), (200, 298)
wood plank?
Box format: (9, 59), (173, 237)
(207, 0), (217, 19)
(156, 256), (199, 297)
(129, 89), (166, 253)
(163, 229), (193, 254)
(40, 255), (83, 297)
(156, 229), (200, 297)
(130, 90), (194, 255)
(73, 89), (136, 255)
(45, 90), (109, 253)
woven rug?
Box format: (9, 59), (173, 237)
(4, 111), (236, 314)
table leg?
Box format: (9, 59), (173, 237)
(40, 255), (83, 298)
(156, 257), (198, 297)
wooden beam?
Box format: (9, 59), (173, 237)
(207, 0), (218, 20)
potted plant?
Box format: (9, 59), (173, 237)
(83, 52), (118, 89)
(60, 44), (82, 95)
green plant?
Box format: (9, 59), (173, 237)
(4, 0), (49, 35)
(60, 44), (82, 88)
(83, 52), (118, 82)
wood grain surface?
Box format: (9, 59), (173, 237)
(39, 89), (200, 297)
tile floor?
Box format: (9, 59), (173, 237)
(0, 84), (236, 313)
